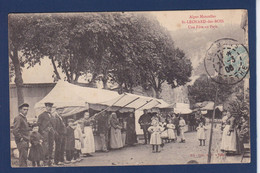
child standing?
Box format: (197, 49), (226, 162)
(74, 121), (83, 162)
(166, 119), (176, 142)
(28, 124), (44, 167)
(65, 119), (75, 164)
(196, 122), (207, 146)
(148, 119), (164, 153)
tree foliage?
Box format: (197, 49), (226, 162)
(9, 12), (192, 99)
(225, 85), (249, 121)
(9, 14), (35, 104)
(188, 74), (249, 123)
(187, 74), (234, 107)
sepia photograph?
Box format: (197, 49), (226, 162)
(9, 9), (250, 167)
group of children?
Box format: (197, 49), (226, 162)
(148, 116), (177, 153)
(27, 118), (95, 167)
(147, 115), (208, 153)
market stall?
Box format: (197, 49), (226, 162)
(194, 101), (223, 119)
(34, 81), (169, 150)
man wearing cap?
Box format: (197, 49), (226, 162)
(37, 102), (55, 166)
(13, 103), (31, 167)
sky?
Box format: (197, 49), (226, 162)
(11, 9), (247, 84)
(150, 9), (246, 70)
(150, 9), (244, 31)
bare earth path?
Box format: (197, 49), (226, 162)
(68, 125), (248, 167)
(11, 125), (249, 167)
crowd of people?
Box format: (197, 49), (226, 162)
(12, 102), (250, 167)
(138, 110), (198, 153)
(139, 109), (250, 155)
(12, 102), (137, 167)
(138, 110), (209, 148)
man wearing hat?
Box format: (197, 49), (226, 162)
(37, 102), (55, 166)
(138, 109), (152, 144)
(13, 103), (31, 167)
(52, 108), (66, 165)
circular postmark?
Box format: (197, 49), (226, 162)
(204, 38), (249, 85)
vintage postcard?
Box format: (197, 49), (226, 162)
(9, 9), (250, 167)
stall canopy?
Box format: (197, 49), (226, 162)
(195, 101), (223, 111)
(173, 103), (192, 114)
(140, 99), (171, 113)
(34, 81), (169, 117)
(155, 99), (172, 109)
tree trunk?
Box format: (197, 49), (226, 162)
(102, 71), (108, 89)
(151, 78), (161, 99)
(63, 61), (71, 83)
(71, 73), (80, 84)
(89, 73), (97, 86)
(155, 89), (161, 99)
(50, 56), (61, 81)
(10, 48), (24, 105)
(102, 78), (108, 89)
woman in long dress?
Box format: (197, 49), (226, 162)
(179, 116), (186, 143)
(81, 112), (95, 157)
(110, 112), (123, 149)
(221, 112), (228, 131)
(220, 112), (238, 154)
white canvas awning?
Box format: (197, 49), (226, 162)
(195, 101), (223, 111)
(154, 99), (172, 109)
(200, 101), (214, 110)
(173, 103), (192, 114)
(34, 81), (169, 117)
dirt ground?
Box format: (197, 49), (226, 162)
(70, 126), (248, 167)
(11, 125), (250, 167)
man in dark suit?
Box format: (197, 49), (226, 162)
(138, 109), (152, 144)
(37, 102), (55, 166)
(52, 108), (66, 165)
(97, 111), (109, 152)
(13, 103), (31, 167)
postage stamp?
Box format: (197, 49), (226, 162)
(204, 38), (249, 85)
